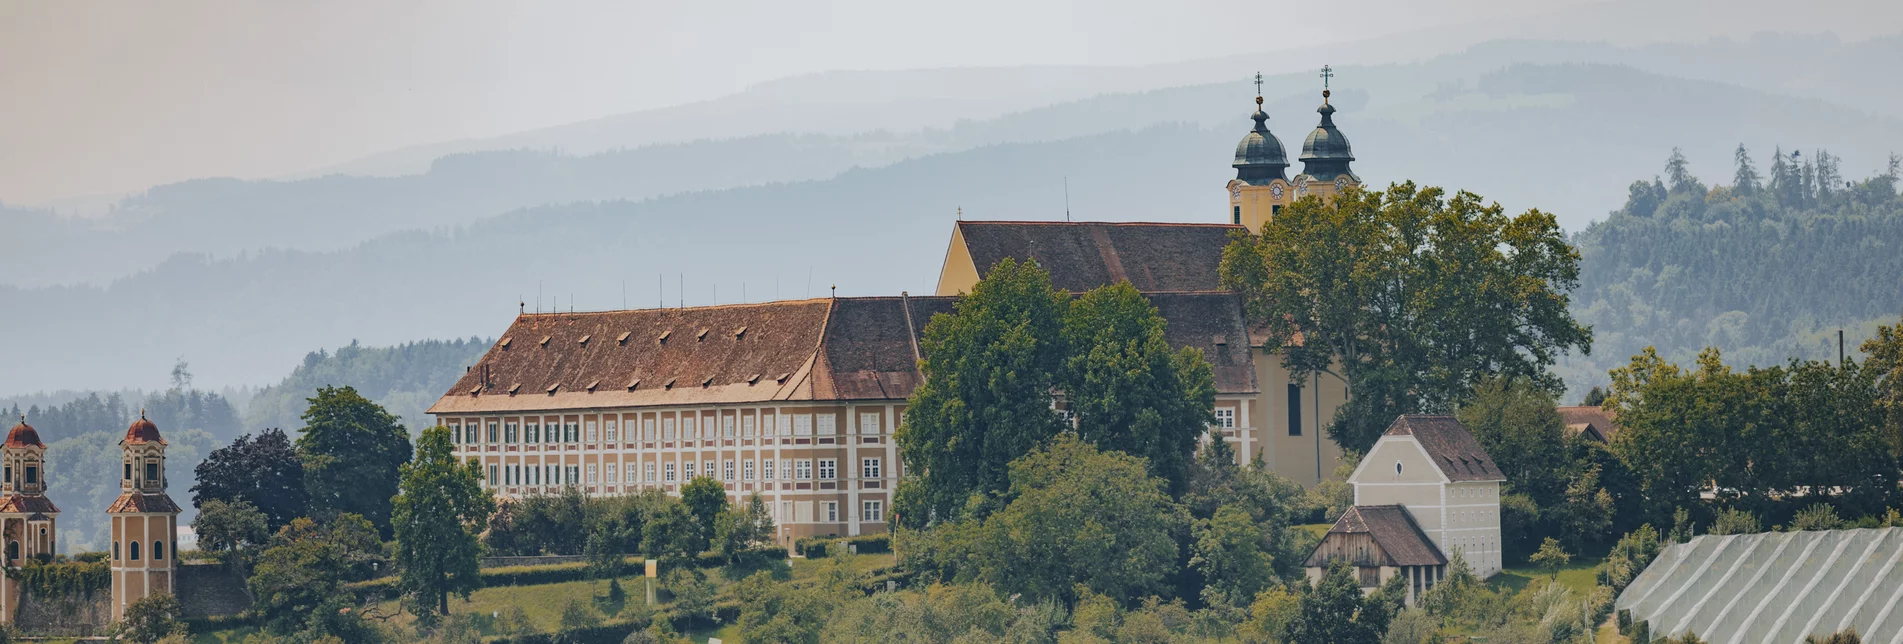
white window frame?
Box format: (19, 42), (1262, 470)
(744, 460), (756, 481)
(645, 462), (657, 483)
(723, 460), (735, 481)
(723, 416), (736, 437)
(824, 501), (838, 522)
(663, 418), (676, 440)
(684, 461), (696, 479)
(587, 464), (598, 484)
(644, 419), (656, 440)
(607, 463), (619, 483)
(818, 459), (836, 480)
(763, 459), (775, 481)
(764, 415), (777, 436)
(743, 415), (756, 437)
(816, 414), (836, 435)
(586, 421), (598, 442)
(605, 421), (617, 442)
(860, 412), (880, 435)
(1214, 408), (1235, 428)
(793, 415), (813, 436)
(862, 458), (881, 479)
(795, 460), (812, 480)
(863, 500), (883, 522)
(664, 463), (676, 482)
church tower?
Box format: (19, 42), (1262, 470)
(1293, 66), (1359, 201)
(1226, 73), (1294, 234)
(107, 411), (180, 621)
(0, 417), (59, 624)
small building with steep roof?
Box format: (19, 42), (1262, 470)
(1304, 505), (1446, 604)
(1557, 405), (1618, 442)
(107, 412), (181, 622)
(0, 416), (59, 624)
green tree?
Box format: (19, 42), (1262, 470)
(896, 257), (1070, 525)
(392, 425), (495, 617)
(193, 498), (269, 566)
(1189, 504), (1275, 608)
(1529, 537), (1571, 579)
(1285, 560), (1391, 644)
(714, 492), (776, 564)
(583, 531), (622, 583)
(119, 592), (187, 643)
(665, 567), (716, 632)
(1864, 316), (1903, 459)
(1555, 464), (1615, 549)
(191, 427), (308, 530)
(1060, 281), (1217, 496)
(247, 520), (353, 634)
(934, 435), (1187, 605)
(1220, 183), (1591, 453)
(641, 501), (700, 560)
(297, 386), (412, 535)
(678, 475), (727, 551)
(1456, 377), (1570, 505)
(1789, 503), (1843, 531)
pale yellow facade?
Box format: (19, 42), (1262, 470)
(1353, 436), (1504, 577)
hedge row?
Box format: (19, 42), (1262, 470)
(796, 533), (890, 558)
(345, 550), (786, 601)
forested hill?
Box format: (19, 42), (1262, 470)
(243, 338), (492, 433)
(1560, 148), (1903, 395)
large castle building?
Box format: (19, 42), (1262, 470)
(431, 80), (1360, 541)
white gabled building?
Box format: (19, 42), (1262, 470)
(1306, 414), (1507, 603)
(1352, 414), (1506, 578)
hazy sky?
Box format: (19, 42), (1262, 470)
(3, 0), (1898, 205)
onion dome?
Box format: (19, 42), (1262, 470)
(6, 417), (43, 449)
(1298, 91), (1356, 182)
(1233, 96), (1289, 184)
(124, 410), (166, 445)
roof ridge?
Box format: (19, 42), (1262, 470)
(959, 220), (1245, 229)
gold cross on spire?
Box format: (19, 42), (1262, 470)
(1319, 65), (1334, 103)
(1253, 71), (1263, 97)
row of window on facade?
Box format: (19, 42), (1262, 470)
(1, 464), (40, 485)
(477, 457), (884, 487)
(112, 539), (173, 562)
(762, 499), (884, 524)
(449, 412), (896, 446)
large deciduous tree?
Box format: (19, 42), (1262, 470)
(896, 258), (1070, 525)
(1061, 281), (1216, 497)
(193, 498), (270, 566)
(392, 425), (494, 618)
(1220, 183), (1592, 453)
(297, 386), (412, 535)
(191, 427), (308, 530)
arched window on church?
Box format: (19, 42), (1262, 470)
(113, 541), (120, 560)
(153, 540), (165, 560)
(130, 541), (140, 561)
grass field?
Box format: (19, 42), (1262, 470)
(1490, 546), (1608, 596)
(187, 552), (900, 642)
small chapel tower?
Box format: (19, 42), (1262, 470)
(107, 411), (181, 621)
(1226, 72), (1294, 234)
(1292, 65), (1360, 201)
(0, 416), (59, 623)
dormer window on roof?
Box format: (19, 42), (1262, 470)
(508, 384), (521, 395)
(663, 378), (677, 390)
(538, 336), (551, 347)
(586, 379), (600, 392)
(546, 383), (560, 394)
(734, 326), (748, 339)
(775, 373), (790, 383)
(701, 376), (714, 387)
(468, 385), (481, 396)
(696, 329), (709, 341)
(500, 337), (512, 349)
(626, 378), (641, 391)
(578, 334), (591, 345)
(658, 330), (672, 344)
(617, 331), (632, 345)
(748, 374), (761, 385)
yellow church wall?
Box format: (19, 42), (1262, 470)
(1251, 349), (1348, 487)
(934, 226), (980, 296)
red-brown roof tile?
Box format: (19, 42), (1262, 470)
(124, 415), (165, 445)
(5, 420), (43, 449)
(1557, 405), (1618, 442)
(0, 495), (59, 514)
(107, 492), (181, 514)
(958, 221), (1242, 293)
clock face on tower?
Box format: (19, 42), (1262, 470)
(1294, 176), (1308, 196)
(1335, 177), (1349, 191)
(1229, 185), (1241, 200)
(1269, 184), (1285, 199)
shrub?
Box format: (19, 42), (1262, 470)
(1790, 503), (1844, 531)
(1709, 508), (1760, 535)
(8, 558), (109, 597)
(119, 593), (188, 644)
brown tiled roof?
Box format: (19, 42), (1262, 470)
(5, 420), (43, 449)
(124, 415), (165, 445)
(1385, 415), (1504, 482)
(431, 291), (1262, 414)
(958, 221), (1242, 293)
(1307, 505), (1445, 567)
(0, 495), (59, 514)
(429, 299), (835, 414)
(1149, 292), (1258, 395)
(1557, 405), (1618, 442)
(107, 492), (181, 514)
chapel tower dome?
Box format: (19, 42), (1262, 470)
(1297, 90), (1357, 183)
(1233, 96), (1290, 184)
(4, 419), (42, 449)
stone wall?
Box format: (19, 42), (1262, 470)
(176, 563), (249, 618)
(15, 589), (110, 637)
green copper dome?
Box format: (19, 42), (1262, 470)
(1299, 101), (1356, 182)
(1233, 105), (1289, 184)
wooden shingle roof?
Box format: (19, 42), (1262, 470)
(1306, 505), (1446, 567)
(1385, 415), (1504, 482)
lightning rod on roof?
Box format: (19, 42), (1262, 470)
(1064, 176), (1071, 222)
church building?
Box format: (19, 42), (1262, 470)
(430, 74), (1367, 538)
(0, 417), (59, 623)
(106, 412), (182, 622)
